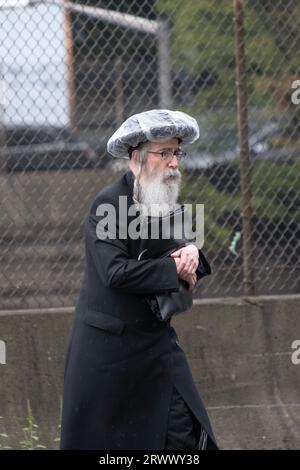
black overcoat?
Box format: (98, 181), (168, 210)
(60, 170), (218, 450)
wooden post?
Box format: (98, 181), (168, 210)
(233, 0), (255, 296)
(64, 0), (77, 135)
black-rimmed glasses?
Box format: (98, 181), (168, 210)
(147, 149), (187, 162)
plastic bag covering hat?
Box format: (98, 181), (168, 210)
(107, 109), (200, 159)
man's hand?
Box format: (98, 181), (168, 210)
(171, 245), (199, 291)
(173, 258), (197, 291)
(171, 245), (199, 277)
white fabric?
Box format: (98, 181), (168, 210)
(107, 109), (200, 158)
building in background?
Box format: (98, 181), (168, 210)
(0, 1), (70, 130)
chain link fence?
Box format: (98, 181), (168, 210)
(0, 0), (299, 309)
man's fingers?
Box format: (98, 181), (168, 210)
(177, 256), (198, 277)
(188, 273), (197, 291)
(174, 252), (198, 278)
(179, 270), (197, 290)
(170, 248), (183, 257)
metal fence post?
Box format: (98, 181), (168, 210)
(0, 65), (6, 172)
(115, 57), (124, 127)
(233, 0), (255, 296)
(158, 16), (172, 109)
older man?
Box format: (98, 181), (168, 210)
(60, 109), (218, 450)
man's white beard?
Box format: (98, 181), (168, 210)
(137, 167), (181, 218)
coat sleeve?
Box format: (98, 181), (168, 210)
(85, 197), (180, 295)
(196, 248), (212, 281)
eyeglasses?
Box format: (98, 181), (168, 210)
(147, 149), (187, 162)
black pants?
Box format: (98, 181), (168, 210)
(165, 386), (208, 450)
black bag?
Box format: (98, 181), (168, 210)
(137, 205), (194, 321)
(139, 246), (193, 322)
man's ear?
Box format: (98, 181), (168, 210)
(128, 150), (140, 174)
(130, 149), (138, 162)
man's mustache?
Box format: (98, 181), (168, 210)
(140, 166), (181, 184)
(163, 168), (181, 180)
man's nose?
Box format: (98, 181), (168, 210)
(167, 154), (179, 168)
